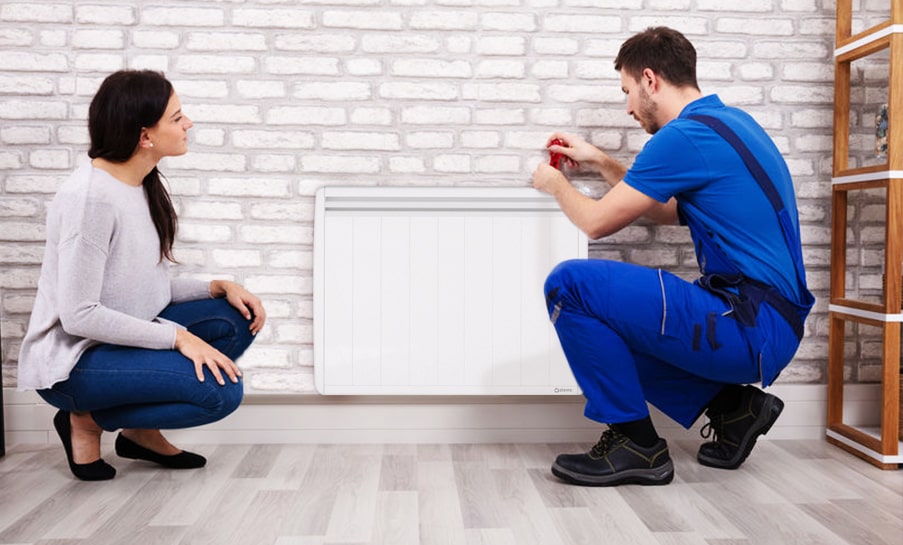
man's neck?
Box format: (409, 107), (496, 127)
(659, 86), (704, 125)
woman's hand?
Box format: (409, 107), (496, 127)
(209, 279), (266, 335)
(175, 328), (241, 385)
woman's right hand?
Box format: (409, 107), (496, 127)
(174, 328), (241, 385)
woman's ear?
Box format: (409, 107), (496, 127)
(138, 128), (154, 149)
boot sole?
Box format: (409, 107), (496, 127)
(697, 394), (784, 470)
(551, 459), (674, 487)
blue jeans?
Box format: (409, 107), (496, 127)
(544, 259), (801, 428)
(38, 298), (255, 431)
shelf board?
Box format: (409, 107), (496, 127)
(832, 170), (903, 185)
(835, 23), (903, 59)
(826, 427), (903, 465)
(829, 304), (903, 322)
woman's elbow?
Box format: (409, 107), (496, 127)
(58, 313), (84, 337)
(58, 306), (95, 338)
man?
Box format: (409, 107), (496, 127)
(531, 27), (814, 486)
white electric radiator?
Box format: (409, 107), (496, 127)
(313, 186), (587, 395)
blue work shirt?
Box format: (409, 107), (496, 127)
(623, 94), (807, 308)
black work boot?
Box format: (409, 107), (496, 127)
(551, 428), (674, 486)
(697, 385), (784, 469)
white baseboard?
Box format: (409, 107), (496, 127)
(0, 384), (880, 446)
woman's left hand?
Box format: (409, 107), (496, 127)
(210, 279), (267, 335)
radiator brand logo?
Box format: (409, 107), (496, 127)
(554, 387), (575, 393)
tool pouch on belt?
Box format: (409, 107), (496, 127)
(696, 272), (806, 341)
(696, 273), (758, 328)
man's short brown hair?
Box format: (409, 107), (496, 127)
(614, 27), (700, 90)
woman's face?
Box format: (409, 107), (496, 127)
(145, 92), (192, 157)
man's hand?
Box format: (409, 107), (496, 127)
(532, 162), (570, 196)
(546, 132), (626, 186)
(546, 133), (604, 169)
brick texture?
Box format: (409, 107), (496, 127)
(1, 1), (842, 393)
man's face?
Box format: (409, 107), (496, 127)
(620, 70), (660, 135)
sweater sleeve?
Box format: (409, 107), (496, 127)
(171, 277), (213, 303)
(56, 224), (177, 351)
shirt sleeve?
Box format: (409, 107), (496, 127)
(622, 122), (709, 203)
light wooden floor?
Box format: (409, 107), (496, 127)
(0, 438), (900, 545)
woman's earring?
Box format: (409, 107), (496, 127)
(149, 142), (154, 148)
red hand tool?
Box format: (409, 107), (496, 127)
(548, 138), (565, 169)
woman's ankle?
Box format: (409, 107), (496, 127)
(69, 412), (103, 464)
(120, 429), (181, 455)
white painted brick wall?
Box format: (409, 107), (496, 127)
(1, 1), (844, 393)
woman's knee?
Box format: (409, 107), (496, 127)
(215, 303), (257, 358)
(213, 299), (258, 356)
(166, 298), (258, 359)
(202, 380), (244, 421)
(221, 380), (244, 417)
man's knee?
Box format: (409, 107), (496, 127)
(544, 259), (595, 321)
(545, 259), (599, 302)
(545, 259), (582, 291)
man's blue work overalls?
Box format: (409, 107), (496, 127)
(543, 114), (815, 428)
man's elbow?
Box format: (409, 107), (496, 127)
(649, 199), (679, 224)
(581, 211), (632, 240)
(583, 222), (613, 241)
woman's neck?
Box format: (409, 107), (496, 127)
(91, 156), (155, 187)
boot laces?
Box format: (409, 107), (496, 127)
(590, 427), (625, 457)
(700, 414), (724, 442)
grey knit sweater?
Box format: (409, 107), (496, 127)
(17, 162), (211, 390)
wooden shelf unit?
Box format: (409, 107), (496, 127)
(827, 0), (903, 469)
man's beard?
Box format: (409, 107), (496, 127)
(636, 87), (660, 135)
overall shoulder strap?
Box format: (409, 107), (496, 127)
(687, 114), (784, 214)
(687, 114), (810, 289)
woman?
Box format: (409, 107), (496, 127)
(17, 70), (266, 481)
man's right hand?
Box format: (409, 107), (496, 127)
(547, 132), (628, 188)
(546, 132), (606, 169)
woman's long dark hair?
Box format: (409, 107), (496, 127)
(88, 70), (178, 262)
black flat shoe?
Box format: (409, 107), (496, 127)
(115, 433), (206, 469)
(52, 410), (116, 481)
